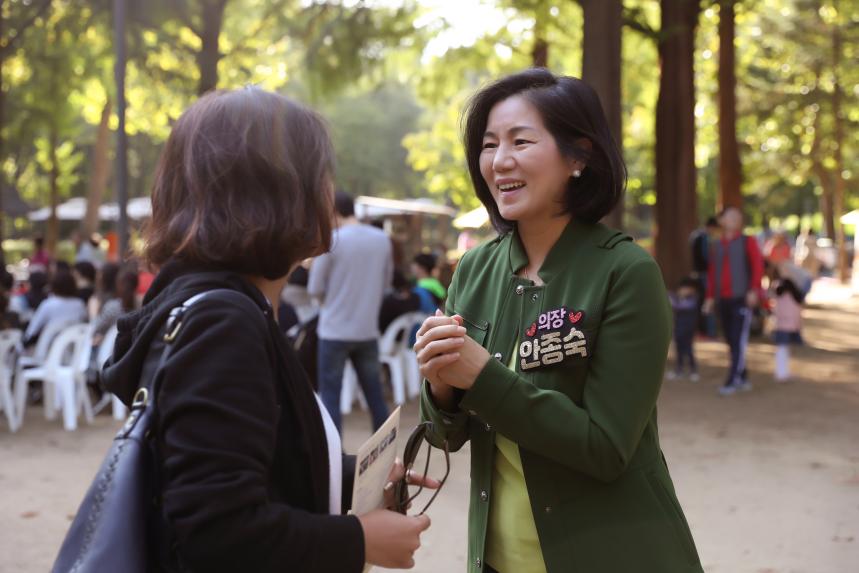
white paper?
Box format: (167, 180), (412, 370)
(350, 406), (401, 517)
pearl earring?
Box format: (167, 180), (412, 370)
(572, 169), (582, 178)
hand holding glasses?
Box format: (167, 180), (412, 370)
(390, 422), (450, 516)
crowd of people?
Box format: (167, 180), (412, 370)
(0, 236), (142, 405)
(668, 207), (819, 394)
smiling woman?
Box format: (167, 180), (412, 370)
(463, 69), (626, 234)
(415, 69), (704, 573)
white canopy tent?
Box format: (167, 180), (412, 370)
(453, 206), (489, 230)
(840, 210), (859, 292)
(354, 196), (456, 219)
(28, 197), (152, 222)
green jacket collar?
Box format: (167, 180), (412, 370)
(508, 218), (627, 283)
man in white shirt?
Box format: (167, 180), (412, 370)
(308, 192), (392, 433)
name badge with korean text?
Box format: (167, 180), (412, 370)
(519, 307), (588, 371)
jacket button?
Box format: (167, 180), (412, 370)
(480, 490), (488, 501)
(485, 422), (491, 431)
(476, 558), (482, 568)
(545, 505), (552, 513)
(493, 352), (502, 361)
(515, 285), (524, 295)
(531, 293), (539, 302)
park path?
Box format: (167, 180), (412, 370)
(1, 280), (857, 572)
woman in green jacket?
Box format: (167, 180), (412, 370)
(415, 69), (704, 573)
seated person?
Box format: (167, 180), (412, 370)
(379, 270), (421, 333)
(411, 253), (446, 313)
(92, 267), (139, 345)
(23, 269), (88, 347)
(73, 261), (97, 308)
(9, 270), (48, 327)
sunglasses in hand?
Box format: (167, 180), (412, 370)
(392, 422), (450, 516)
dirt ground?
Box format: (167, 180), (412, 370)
(1, 280), (857, 573)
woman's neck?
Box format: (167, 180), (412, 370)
(517, 214), (571, 283)
(246, 275), (289, 315)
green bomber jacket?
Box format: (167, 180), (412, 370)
(420, 219), (704, 573)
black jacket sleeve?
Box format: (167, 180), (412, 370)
(156, 299), (364, 572)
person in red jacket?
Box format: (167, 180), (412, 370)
(704, 207), (764, 396)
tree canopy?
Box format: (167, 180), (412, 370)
(0, 0), (855, 277)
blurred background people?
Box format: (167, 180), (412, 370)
(763, 230), (792, 266)
(771, 266), (805, 383)
(705, 206), (764, 396)
(73, 261), (97, 308)
(29, 236), (50, 272)
(667, 277), (701, 382)
(308, 191), (392, 434)
(411, 252), (446, 313)
(22, 269), (87, 347)
(794, 226), (820, 277)
(379, 270), (421, 333)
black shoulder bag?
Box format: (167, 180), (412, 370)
(51, 289), (258, 573)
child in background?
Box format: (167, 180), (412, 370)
(772, 272), (804, 382)
(668, 277), (700, 382)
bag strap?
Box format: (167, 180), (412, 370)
(121, 288), (265, 435)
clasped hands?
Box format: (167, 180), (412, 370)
(413, 310), (490, 396)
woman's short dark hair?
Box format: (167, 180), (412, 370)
(50, 270), (78, 298)
(463, 68), (626, 232)
(144, 87), (335, 280)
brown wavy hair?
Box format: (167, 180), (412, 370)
(143, 87), (335, 279)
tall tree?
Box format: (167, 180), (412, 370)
(580, 0), (623, 228)
(830, 1), (848, 281)
(717, 0), (742, 210)
(654, 0), (701, 287)
(0, 0), (53, 263)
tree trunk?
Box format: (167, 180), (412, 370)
(83, 98), (112, 237)
(197, 0), (228, 95)
(0, 11), (6, 267)
(532, 38), (548, 68)
(46, 125), (60, 256)
(815, 166), (836, 239)
(655, 0), (700, 288)
(580, 0), (623, 229)
(831, 16), (848, 282)
(809, 96), (836, 240)
(717, 0), (742, 210)
(531, 2), (549, 68)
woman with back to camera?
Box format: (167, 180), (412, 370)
(415, 69), (704, 573)
(102, 87), (433, 572)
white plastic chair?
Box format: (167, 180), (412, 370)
(90, 325), (126, 420)
(401, 311), (428, 399)
(15, 317), (79, 380)
(0, 329), (22, 431)
(340, 360), (367, 415)
(380, 312), (428, 404)
(378, 313), (419, 406)
(14, 323), (94, 431)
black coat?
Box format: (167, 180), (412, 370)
(103, 262), (364, 572)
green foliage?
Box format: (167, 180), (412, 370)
(1, 0), (855, 244)
(320, 82), (422, 198)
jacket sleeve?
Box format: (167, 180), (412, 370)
(458, 257), (671, 483)
(419, 254), (472, 452)
(157, 300), (364, 573)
